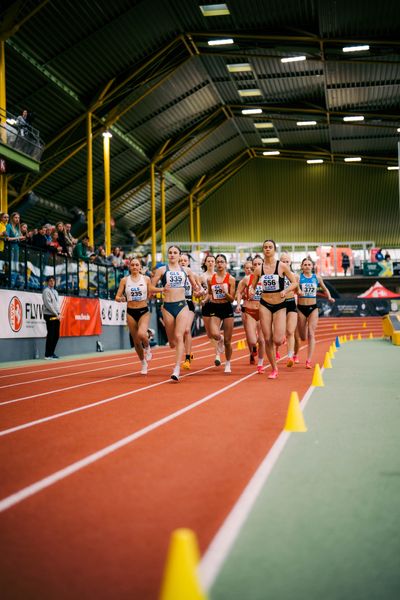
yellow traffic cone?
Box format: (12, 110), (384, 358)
(159, 529), (207, 600)
(329, 344), (335, 359)
(237, 340), (242, 350)
(362, 322), (367, 328)
(284, 392), (307, 432)
(333, 323), (337, 331)
(344, 334), (348, 343)
(312, 363), (324, 387)
(369, 332), (374, 339)
(350, 334), (354, 341)
(357, 333), (362, 340)
(323, 352), (332, 369)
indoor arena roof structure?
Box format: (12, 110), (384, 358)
(2, 0), (400, 245)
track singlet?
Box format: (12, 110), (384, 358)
(211, 273), (230, 300)
(125, 275), (147, 302)
(299, 273), (318, 298)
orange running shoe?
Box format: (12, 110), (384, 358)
(268, 369), (278, 379)
(286, 357), (294, 367)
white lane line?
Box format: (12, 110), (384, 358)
(0, 353), (254, 436)
(0, 369), (258, 513)
(198, 379), (320, 592)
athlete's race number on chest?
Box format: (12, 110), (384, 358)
(130, 286), (143, 299)
(262, 275), (279, 291)
(213, 284), (227, 299)
(169, 272), (184, 287)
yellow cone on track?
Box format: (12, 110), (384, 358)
(329, 345), (335, 359)
(358, 333), (362, 340)
(369, 332), (374, 339)
(323, 352), (332, 369)
(333, 323), (337, 331)
(350, 334), (354, 341)
(159, 528), (207, 600)
(312, 364), (324, 387)
(284, 392), (307, 432)
(362, 322), (367, 328)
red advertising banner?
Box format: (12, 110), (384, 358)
(60, 297), (102, 337)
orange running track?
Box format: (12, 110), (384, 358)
(0, 318), (382, 599)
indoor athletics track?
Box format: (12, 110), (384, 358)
(0, 317), (396, 599)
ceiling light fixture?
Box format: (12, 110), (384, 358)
(200, 4), (230, 16)
(397, 128), (400, 133)
(261, 137), (280, 143)
(343, 116), (364, 122)
(207, 38), (234, 46)
(241, 108), (262, 115)
(344, 157), (362, 162)
(102, 131), (112, 138)
(254, 122), (274, 129)
(387, 166), (399, 170)
(262, 151), (280, 156)
(238, 89), (262, 97)
(281, 55), (306, 63)
(227, 63), (252, 73)
(307, 159), (323, 164)
(342, 45), (370, 53)
(296, 121), (317, 126)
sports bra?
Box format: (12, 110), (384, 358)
(161, 265), (187, 289)
(248, 273), (262, 302)
(210, 273), (230, 301)
(125, 275), (147, 302)
(259, 260), (285, 294)
(299, 273), (319, 298)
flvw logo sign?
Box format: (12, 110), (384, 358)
(8, 296), (23, 332)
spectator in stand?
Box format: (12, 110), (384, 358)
(55, 222), (68, 255)
(48, 231), (64, 255)
(64, 223), (77, 257)
(375, 248), (384, 262)
(6, 212), (25, 285)
(42, 275), (61, 359)
(19, 223), (32, 245)
(0, 212), (9, 253)
(31, 224), (49, 251)
(108, 246), (124, 268)
(95, 247), (111, 266)
(73, 235), (90, 260)
(44, 224), (53, 244)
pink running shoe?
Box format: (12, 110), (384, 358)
(305, 360), (312, 369)
(268, 369), (278, 379)
(275, 351), (281, 360)
(257, 365), (265, 374)
(293, 355), (300, 364)
(286, 358), (294, 367)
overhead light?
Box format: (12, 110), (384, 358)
(397, 128), (400, 133)
(200, 4), (230, 16)
(207, 38), (234, 46)
(344, 157), (362, 162)
(102, 131), (112, 138)
(261, 137), (280, 143)
(387, 166), (399, 170)
(238, 88), (262, 97)
(254, 122), (274, 129)
(307, 159), (323, 164)
(281, 55), (306, 63)
(241, 108), (262, 115)
(343, 115), (364, 122)
(296, 121), (317, 126)
(342, 45), (370, 53)
(263, 151), (280, 156)
(227, 63), (252, 73)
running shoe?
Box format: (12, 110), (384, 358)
(214, 354), (221, 367)
(217, 337), (225, 355)
(249, 353), (256, 365)
(257, 365), (265, 374)
(140, 360), (148, 375)
(275, 351), (281, 360)
(305, 360), (312, 369)
(182, 359), (191, 370)
(52, 354), (60, 359)
(224, 362), (231, 373)
(286, 358), (294, 367)
(44, 356), (53, 360)
(293, 355), (300, 364)
(268, 369), (279, 379)
(144, 346), (152, 361)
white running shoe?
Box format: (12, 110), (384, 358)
(171, 366), (180, 381)
(217, 337), (225, 355)
(214, 354), (221, 367)
(224, 361), (231, 374)
(140, 360), (148, 375)
(144, 346), (152, 361)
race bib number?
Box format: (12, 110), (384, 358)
(253, 284), (262, 301)
(261, 274), (279, 292)
(129, 286), (144, 300)
(168, 271), (184, 288)
(212, 284), (227, 300)
(301, 283), (317, 296)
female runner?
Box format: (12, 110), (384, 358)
(279, 252), (299, 367)
(179, 253), (197, 370)
(199, 254), (221, 366)
(297, 257), (335, 368)
(207, 254), (236, 373)
(236, 256), (265, 372)
(152, 245), (200, 381)
(116, 257), (160, 374)
(251, 240), (298, 379)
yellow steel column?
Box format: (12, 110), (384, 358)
(189, 192), (195, 243)
(86, 113), (94, 247)
(160, 170), (166, 262)
(0, 40), (7, 212)
(103, 131), (112, 255)
(150, 162), (157, 268)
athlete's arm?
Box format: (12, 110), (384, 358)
(224, 275), (236, 303)
(186, 268), (201, 296)
(146, 275), (164, 296)
(115, 277), (127, 302)
(280, 264), (298, 297)
(317, 276), (335, 302)
(248, 266), (260, 298)
(235, 277), (246, 305)
(152, 267), (166, 288)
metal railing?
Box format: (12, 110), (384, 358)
(0, 108), (45, 162)
(0, 243), (128, 298)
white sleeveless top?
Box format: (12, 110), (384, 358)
(125, 275), (147, 302)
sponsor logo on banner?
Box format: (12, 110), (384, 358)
(60, 297), (102, 337)
(100, 299), (127, 325)
(8, 296), (23, 332)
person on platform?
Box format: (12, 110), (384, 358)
(42, 275), (61, 359)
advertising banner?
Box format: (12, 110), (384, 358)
(0, 290), (102, 338)
(100, 299), (127, 326)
